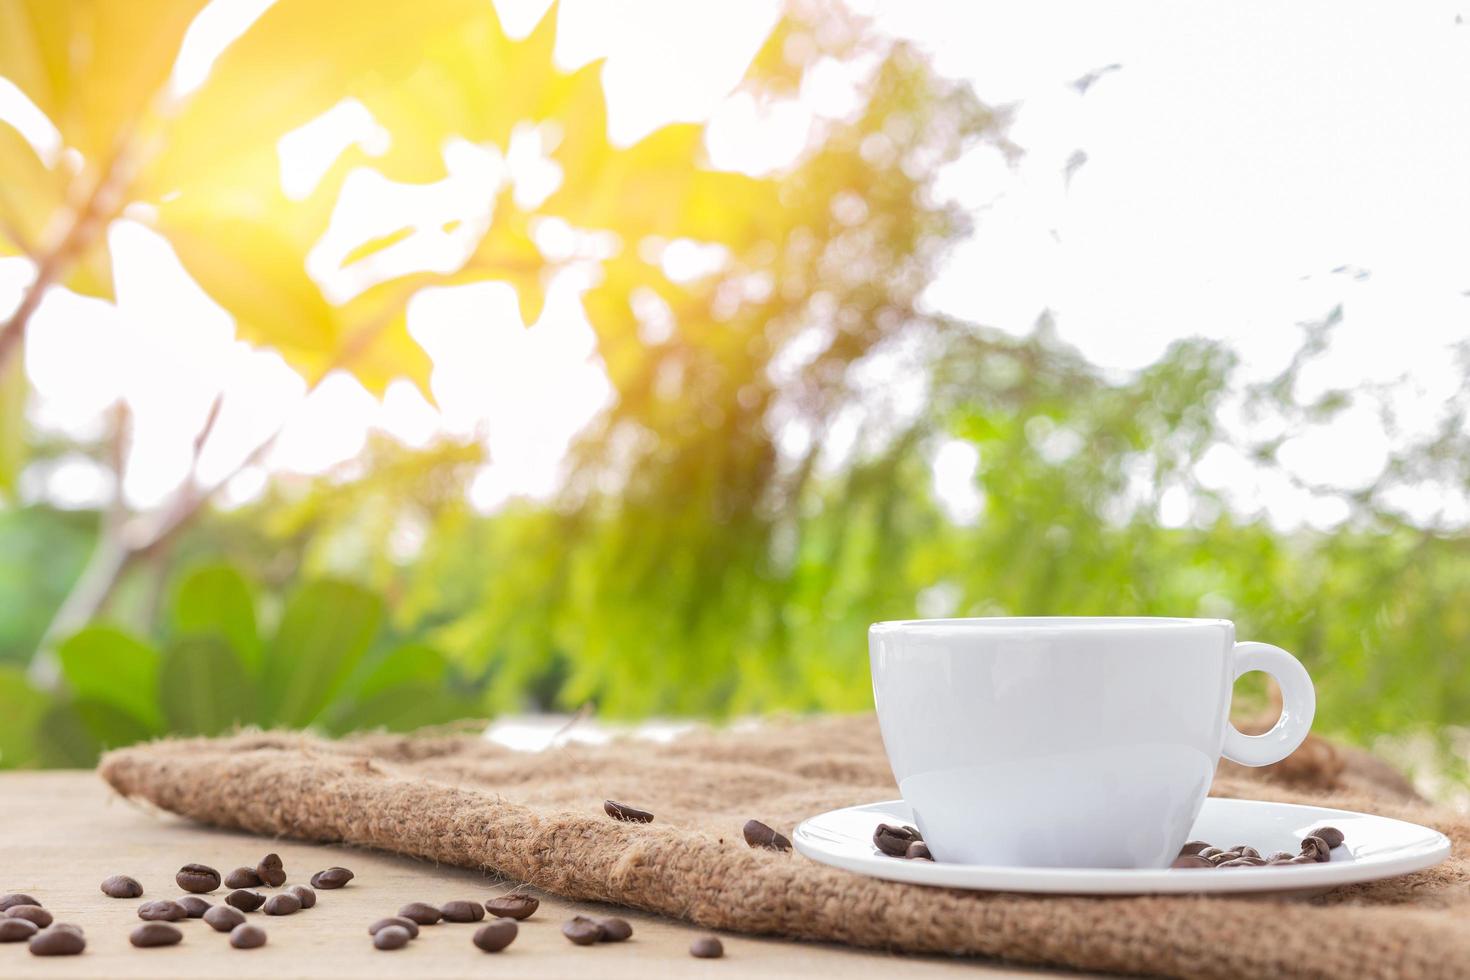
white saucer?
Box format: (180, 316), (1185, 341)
(793, 797), (1450, 894)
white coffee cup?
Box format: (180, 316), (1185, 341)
(869, 617), (1314, 868)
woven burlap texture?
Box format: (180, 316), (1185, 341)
(99, 716), (1469, 979)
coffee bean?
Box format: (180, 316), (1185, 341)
(604, 800), (654, 823)
(1232, 845), (1261, 859)
(473, 919), (518, 952)
(1266, 851), (1296, 863)
(28, 927), (85, 956)
(398, 902), (442, 925)
(1307, 826), (1345, 850)
(1178, 840), (1212, 856)
(225, 890), (265, 913)
(1197, 846), (1224, 858)
(130, 922), (183, 948)
(598, 917), (633, 942)
(873, 823), (922, 857)
(905, 841), (933, 861)
(1170, 854), (1213, 869)
(485, 895), (539, 920)
(5, 905), (52, 928)
(369, 916), (420, 939)
(1205, 851), (1234, 866)
(1289, 855), (1318, 864)
(177, 896), (211, 918)
(562, 916), (604, 945)
(742, 819), (792, 852)
(256, 853), (286, 888)
(0, 894), (39, 912)
(373, 925), (412, 950)
(287, 885), (316, 909)
(1300, 835), (1332, 863)
(204, 906), (246, 932)
(50, 923), (83, 935)
(224, 867), (262, 889)
(176, 863), (220, 893)
(101, 874), (143, 899)
(1219, 857), (1267, 867)
(690, 935), (724, 959)
(441, 900), (484, 923)
(262, 893), (301, 916)
(138, 899), (187, 922)
(230, 924), (267, 949)
(310, 867), (354, 889)
(0, 918), (38, 942)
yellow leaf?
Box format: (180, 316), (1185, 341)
(0, 117), (63, 255)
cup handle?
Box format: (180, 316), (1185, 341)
(1220, 641), (1316, 767)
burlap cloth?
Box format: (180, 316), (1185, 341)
(99, 716), (1469, 979)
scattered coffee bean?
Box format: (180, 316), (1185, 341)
(1178, 840), (1211, 856)
(176, 863), (220, 894)
(310, 867), (354, 889)
(485, 894), (539, 920)
(441, 900), (484, 923)
(138, 899), (187, 922)
(204, 905), (246, 932)
(287, 884), (316, 909)
(230, 923), (267, 949)
(369, 916), (420, 939)
(224, 867), (262, 889)
(1307, 826), (1345, 850)
(262, 893), (301, 916)
(562, 916), (605, 945)
(742, 819), (792, 852)
(1205, 851), (1234, 866)
(1197, 846), (1224, 858)
(0, 894), (39, 912)
(5, 905), (52, 928)
(1232, 845), (1261, 859)
(1266, 851), (1296, 863)
(1218, 857), (1267, 868)
(373, 925), (412, 950)
(0, 918), (38, 942)
(905, 841), (933, 861)
(1300, 835), (1332, 863)
(598, 917), (633, 942)
(130, 922), (183, 948)
(101, 874), (143, 899)
(1289, 855), (1318, 864)
(473, 919), (518, 952)
(1171, 854), (1213, 869)
(256, 853), (286, 888)
(225, 890), (265, 913)
(604, 800), (655, 823)
(28, 927), (85, 956)
(873, 823), (923, 857)
(176, 896), (211, 918)
(690, 935), (724, 959)
(398, 902), (442, 925)
(50, 923), (83, 935)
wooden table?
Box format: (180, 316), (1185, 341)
(0, 772), (1058, 978)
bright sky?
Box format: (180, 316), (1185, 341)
(1, 0), (1467, 531)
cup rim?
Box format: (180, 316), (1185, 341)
(871, 616), (1232, 633)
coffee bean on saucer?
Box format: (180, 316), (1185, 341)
(130, 922), (182, 948)
(101, 874), (143, 898)
(1289, 855), (1318, 864)
(138, 899), (187, 921)
(473, 919), (517, 952)
(441, 900), (484, 923)
(310, 867), (354, 889)
(177, 896), (211, 918)
(742, 819), (792, 852)
(1196, 846), (1223, 858)
(0, 918), (38, 942)
(562, 916), (605, 945)
(230, 923), (267, 949)
(28, 927), (85, 956)
(176, 863), (220, 893)
(1266, 851), (1296, 864)
(690, 935), (724, 958)
(225, 890), (265, 913)
(398, 902), (442, 925)
(873, 823), (923, 857)
(905, 841), (933, 860)
(604, 800), (654, 823)
(598, 917), (633, 942)
(204, 906), (246, 932)
(256, 853), (286, 888)
(370, 916), (420, 939)
(373, 925), (412, 950)
(262, 893), (301, 916)
(0, 894), (39, 912)
(1232, 845), (1261, 859)
(1171, 854), (1213, 869)
(287, 885), (316, 909)
(224, 867), (262, 889)
(1178, 840), (1212, 856)
(5, 905), (52, 928)
(1219, 857), (1267, 868)
(486, 894), (539, 919)
(1307, 826), (1345, 849)
(1300, 835), (1332, 863)
(1205, 851), (1234, 866)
